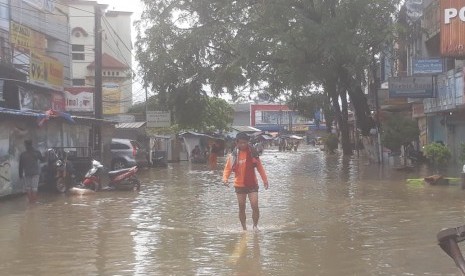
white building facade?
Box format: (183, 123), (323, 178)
(68, 0), (133, 117)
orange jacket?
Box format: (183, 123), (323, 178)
(223, 150), (268, 187)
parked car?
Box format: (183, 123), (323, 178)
(110, 139), (149, 170)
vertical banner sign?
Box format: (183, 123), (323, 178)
(441, 0), (465, 57)
(102, 84), (121, 115)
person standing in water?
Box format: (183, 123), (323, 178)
(209, 142), (220, 170)
(19, 140), (44, 203)
(223, 132), (269, 231)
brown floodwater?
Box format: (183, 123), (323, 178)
(0, 145), (464, 275)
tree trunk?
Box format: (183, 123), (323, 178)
(339, 90), (353, 156)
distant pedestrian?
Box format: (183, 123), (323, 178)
(191, 145), (202, 162)
(209, 142), (220, 170)
(223, 132), (269, 231)
(19, 140), (44, 203)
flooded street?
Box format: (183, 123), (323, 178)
(1, 145), (464, 275)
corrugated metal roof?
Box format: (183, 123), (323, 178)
(115, 122), (146, 129)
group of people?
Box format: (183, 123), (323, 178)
(190, 142), (221, 169)
(278, 138), (300, 152)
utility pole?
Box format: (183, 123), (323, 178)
(372, 53), (383, 165)
(94, 6), (103, 119)
(94, 5), (103, 159)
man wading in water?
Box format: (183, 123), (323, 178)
(223, 132), (269, 231)
(19, 140), (44, 203)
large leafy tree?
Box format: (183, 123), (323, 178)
(128, 95), (233, 132)
(136, 0), (400, 154)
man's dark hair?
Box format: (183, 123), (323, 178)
(236, 132), (250, 141)
(24, 140), (32, 146)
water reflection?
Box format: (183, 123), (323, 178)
(0, 145), (464, 275)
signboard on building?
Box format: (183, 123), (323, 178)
(413, 58), (443, 75)
(147, 111), (171, 128)
(29, 52), (64, 91)
(64, 87), (94, 112)
(440, 0), (465, 57)
(103, 84), (121, 115)
(10, 21), (46, 53)
(22, 0), (54, 12)
(18, 85), (57, 111)
(388, 76), (434, 98)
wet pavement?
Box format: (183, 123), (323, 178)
(0, 145), (464, 275)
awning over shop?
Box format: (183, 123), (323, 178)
(0, 107), (47, 119)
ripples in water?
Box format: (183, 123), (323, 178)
(0, 145), (463, 275)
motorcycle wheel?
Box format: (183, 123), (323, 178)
(129, 178), (141, 191)
(56, 177), (66, 193)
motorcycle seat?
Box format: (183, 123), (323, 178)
(108, 168), (132, 177)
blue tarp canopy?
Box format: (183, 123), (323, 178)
(254, 124), (285, 132)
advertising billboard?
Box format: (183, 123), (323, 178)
(440, 0), (465, 57)
(10, 21), (46, 53)
(64, 87), (94, 112)
(102, 84), (121, 115)
(29, 52), (64, 91)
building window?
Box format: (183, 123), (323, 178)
(72, 44), (85, 61)
(72, 79), (85, 86)
(116, 72), (119, 76)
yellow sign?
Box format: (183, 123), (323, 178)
(30, 52), (64, 91)
(10, 21), (46, 53)
(103, 84), (121, 115)
(292, 125), (309, 132)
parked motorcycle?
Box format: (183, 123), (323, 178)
(80, 159), (140, 191)
(42, 148), (77, 193)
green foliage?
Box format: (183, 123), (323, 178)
(203, 97), (234, 132)
(136, 0), (400, 153)
(324, 134), (339, 153)
(287, 92), (326, 119)
(127, 93), (233, 132)
(423, 142), (452, 168)
(381, 114), (420, 153)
